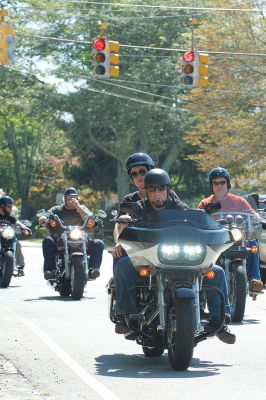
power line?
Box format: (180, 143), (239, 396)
(16, 32), (266, 57)
(56, 1), (263, 13)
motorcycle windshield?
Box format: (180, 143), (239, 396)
(133, 209), (221, 230)
(120, 209), (232, 246)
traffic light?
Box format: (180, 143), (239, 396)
(109, 40), (119, 77)
(92, 37), (119, 78)
(181, 50), (197, 87)
(0, 13), (15, 65)
(198, 52), (208, 88)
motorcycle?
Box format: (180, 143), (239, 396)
(215, 211), (261, 321)
(108, 206), (237, 371)
(37, 209), (106, 300)
(0, 222), (32, 288)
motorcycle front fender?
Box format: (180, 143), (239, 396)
(174, 288), (195, 298)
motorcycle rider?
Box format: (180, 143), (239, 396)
(39, 187), (104, 280)
(198, 167), (263, 294)
(113, 168), (236, 344)
(113, 152), (184, 260)
(0, 196), (27, 276)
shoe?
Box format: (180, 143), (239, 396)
(44, 270), (55, 280)
(17, 266), (25, 277)
(216, 325), (236, 344)
(115, 320), (129, 334)
(249, 279), (263, 293)
(90, 268), (100, 279)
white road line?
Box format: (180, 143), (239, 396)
(17, 316), (120, 400)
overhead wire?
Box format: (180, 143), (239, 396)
(15, 32), (266, 57)
(55, 1), (263, 13)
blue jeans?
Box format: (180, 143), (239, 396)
(246, 239), (261, 280)
(42, 236), (104, 272)
(114, 256), (231, 318)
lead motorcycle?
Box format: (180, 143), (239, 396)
(0, 222), (32, 288)
(37, 209), (106, 300)
(108, 206), (237, 371)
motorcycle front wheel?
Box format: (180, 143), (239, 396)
(70, 255), (87, 300)
(230, 262), (247, 322)
(0, 251), (14, 288)
(167, 297), (195, 371)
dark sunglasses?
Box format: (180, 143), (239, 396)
(146, 185), (167, 193)
(130, 169), (147, 178)
(212, 180), (227, 186)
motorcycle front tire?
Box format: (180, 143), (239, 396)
(0, 251), (14, 288)
(230, 262), (247, 322)
(70, 255), (87, 300)
(167, 297), (195, 371)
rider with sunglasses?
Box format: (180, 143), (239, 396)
(198, 167), (263, 294)
(113, 168), (236, 344)
(112, 153), (183, 259)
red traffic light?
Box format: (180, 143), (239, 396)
(93, 38), (106, 51)
(183, 51), (195, 63)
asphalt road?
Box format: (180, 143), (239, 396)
(1, 243), (266, 400)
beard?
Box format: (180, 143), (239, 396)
(150, 199), (167, 210)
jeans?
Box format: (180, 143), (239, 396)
(246, 239), (261, 280)
(114, 256), (231, 318)
(42, 236), (104, 272)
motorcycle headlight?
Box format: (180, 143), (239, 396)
(69, 228), (83, 241)
(231, 228), (243, 242)
(2, 226), (15, 239)
(158, 243), (206, 265)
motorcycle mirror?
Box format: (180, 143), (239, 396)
(111, 210), (118, 217)
(36, 209), (46, 218)
(205, 202), (221, 215)
(20, 219), (32, 227)
(96, 210), (107, 219)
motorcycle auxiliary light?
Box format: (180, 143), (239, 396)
(250, 245), (258, 254)
(158, 244), (204, 263)
(138, 266), (152, 277)
(87, 218), (95, 229)
(49, 220), (58, 228)
(69, 228), (83, 241)
(2, 226), (15, 239)
(231, 228), (243, 242)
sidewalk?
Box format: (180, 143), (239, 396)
(0, 355), (45, 399)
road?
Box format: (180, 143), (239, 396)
(1, 243), (266, 400)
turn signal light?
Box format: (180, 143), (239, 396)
(139, 267), (151, 277)
(204, 270), (216, 279)
(49, 220), (57, 228)
(250, 246), (258, 254)
(87, 218), (95, 228)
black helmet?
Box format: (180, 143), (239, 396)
(144, 168), (171, 187)
(64, 187), (78, 197)
(126, 152), (154, 174)
(209, 167), (231, 189)
(0, 196), (14, 206)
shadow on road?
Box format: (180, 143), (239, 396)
(24, 295), (96, 301)
(94, 353), (230, 378)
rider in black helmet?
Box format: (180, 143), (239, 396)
(0, 196), (27, 276)
(113, 168), (236, 344)
(208, 167), (231, 192)
(39, 187), (104, 281)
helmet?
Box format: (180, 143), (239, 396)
(0, 196), (14, 206)
(64, 187), (78, 197)
(144, 168), (171, 187)
(209, 167), (231, 189)
(126, 152), (154, 174)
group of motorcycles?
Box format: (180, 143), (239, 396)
(1, 202), (265, 371)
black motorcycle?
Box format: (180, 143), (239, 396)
(38, 209), (106, 300)
(0, 222), (31, 288)
(108, 208), (237, 371)
(215, 211), (261, 321)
